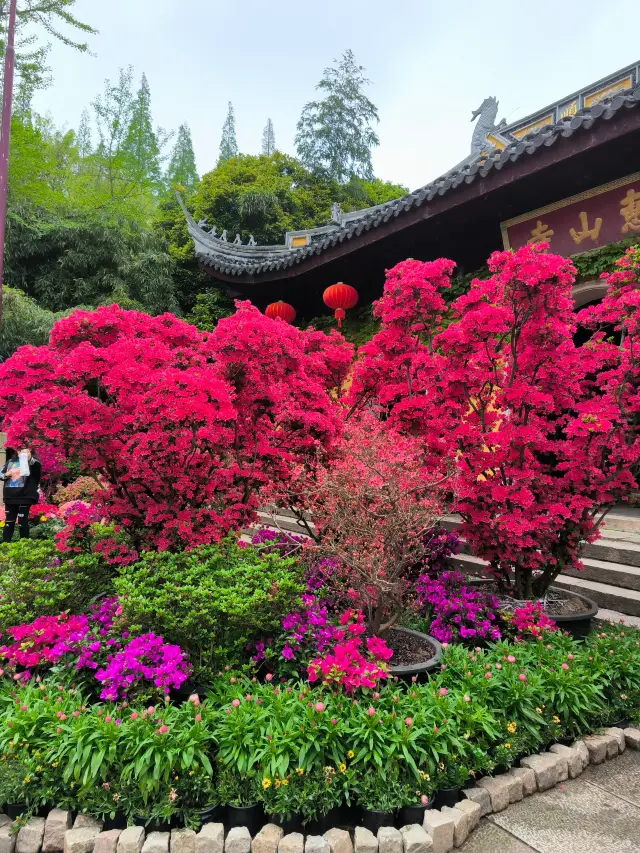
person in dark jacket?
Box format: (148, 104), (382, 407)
(1, 446), (42, 542)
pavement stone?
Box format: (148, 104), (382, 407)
(602, 732), (621, 759)
(422, 811), (453, 853)
(142, 835), (169, 853)
(520, 755), (558, 792)
(399, 825), (432, 853)
(278, 836), (304, 853)
(171, 832), (196, 853)
(455, 821), (536, 852)
(93, 833), (121, 853)
(461, 789), (490, 817)
(508, 768), (536, 796)
(439, 807), (468, 848)
(352, 829), (376, 853)
(581, 747), (640, 807)
(604, 727), (626, 754)
(488, 769), (640, 853)
(16, 817), (46, 853)
(623, 727), (640, 749)
(196, 827), (223, 853)
(540, 752), (568, 783)
(453, 801), (480, 832)
(476, 777), (510, 812)
(253, 827), (283, 853)
(570, 740), (589, 770)
(225, 832), (250, 853)
(583, 735), (609, 765)
(549, 744), (583, 779)
(73, 822), (102, 836)
(117, 829), (145, 853)
(64, 829), (100, 853)
(0, 823), (16, 853)
(322, 831), (351, 853)
(376, 828), (402, 853)
(44, 811), (73, 853)
(304, 839), (329, 853)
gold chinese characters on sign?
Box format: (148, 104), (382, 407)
(501, 173), (640, 256)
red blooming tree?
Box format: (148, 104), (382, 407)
(349, 244), (639, 600)
(0, 303), (352, 551)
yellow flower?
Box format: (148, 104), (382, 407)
(23, 777), (31, 783)
(507, 722), (517, 734)
(40, 516), (47, 522)
(281, 779), (289, 786)
(275, 779), (281, 789)
(338, 763), (346, 774)
(347, 750), (354, 759)
(552, 716), (560, 724)
(261, 778), (271, 789)
(535, 707), (542, 714)
(295, 768), (304, 776)
(504, 743), (511, 749)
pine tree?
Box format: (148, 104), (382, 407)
(76, 108), (92, 157)
(261, 118), (275, 156)
(123, 73), (163, 191)
(295, 49), (379, 183)
(219, 101), (238, 163)
(166, 123), (199, 193)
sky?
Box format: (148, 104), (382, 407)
(32, 0), (640, 192)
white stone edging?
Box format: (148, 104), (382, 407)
(0, 727), (638, 853)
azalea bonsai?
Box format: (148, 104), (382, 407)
(349, 243), (639, 601)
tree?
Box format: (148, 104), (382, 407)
(186, 290), (233, 331)
(348, 244), (639, 601)
(166, 123), (198, 193)
(90, 66), (136, 203)
(123, 73), (169, 194)
(261, 118), (275, 156)
(0, 286), (60, 360)
(0, 302), (352, 551)
(76, 108), (92, 158)
(295, 49), (379, 183)
(218, 101), (238, 163)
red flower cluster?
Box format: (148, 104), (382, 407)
(0, 304), (352, 550)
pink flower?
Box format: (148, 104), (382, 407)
(439, 688), (448, 696)
(130, 712), (138, 720)
(265, 673), (273, 681)
(189, 694), (200, 706)
(232, 699), (240, 708)
(225, 708), (231, 714)
(518, 673), (527, 682)
(463, 694), (470, 702)
(421, 795), (429, 805)
(561, 663), (569, 670)
(367, 707), (376, 716)
(158, 724), (168, 734)
(331, 717), (337, 725)
(567, 654), (574, 660)
(484, 672), (491, 679)
(19, 705), (26, 712)
(195, 713), (202, 722)
(314, 702), (325, 713)
(104, 715), (112, 723)
(404, 717), (413, 726)
(507, 655), (516, 663)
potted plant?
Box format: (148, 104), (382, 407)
(217, 768), (263, 836)
(352, 769), (404, 833)
(433, 760), (469, 809)
(346, 245), (640, 631)
(271, 415), (450, 675)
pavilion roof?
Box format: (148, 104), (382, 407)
(182, 65), (640, 281)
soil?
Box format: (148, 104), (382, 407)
(477, 580), (591, 616)
(383, 628), (438, 667)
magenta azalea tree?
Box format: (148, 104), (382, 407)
(349, 243), (639, 600)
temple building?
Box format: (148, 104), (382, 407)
(181, 62), (640, 317)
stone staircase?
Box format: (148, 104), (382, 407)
(445, 509), (640, 627)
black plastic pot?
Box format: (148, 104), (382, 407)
(433, 787), (461, 809)
(268, 814), (304, 834)
(133, 817), (175, 833)
(196, 804), (223, 828)
(388, 628), (443, 682)
(359, 809), (394, 834)
(396, 797), (434, 828)
(610, 718), (631, 730)
(226, 804), (264, 836)
(6, 804), (27, 820)
(305, 807), (343, 836)
(103, 812), (127, 831)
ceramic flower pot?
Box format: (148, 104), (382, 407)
(433, 787), (461, 809)
(396, 796), (434, 827)
(359, 808), (395, 834)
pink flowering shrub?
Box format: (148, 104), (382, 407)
(505, 602), (558, 641)
(53, 476), (104, 506)
(0, 613), (89, 672)
(0, 303), (352, 551)
(95, 633), (191, 701)
(415, 570), (501, 643)
(307, 609), (393, 692)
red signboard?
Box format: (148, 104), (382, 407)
(501, 173), (640, 256)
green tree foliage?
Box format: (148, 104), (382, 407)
(187, 152), (338, 246)
(295, 49), (380, 183)
(166, 123), (199, 193)
(0, 286), (60, 359)
(186, 289), (234, 331)
(261, 118), (276, 156)
(122, 72), (167, 194)
(219, 101), (238, 163)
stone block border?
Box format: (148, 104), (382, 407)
(0, 727), (637, 853)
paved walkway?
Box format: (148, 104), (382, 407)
(459, 749), (640, 852)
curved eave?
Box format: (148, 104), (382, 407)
(193, 86), (640, 284)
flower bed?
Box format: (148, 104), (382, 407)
(0, 624), (638, 829)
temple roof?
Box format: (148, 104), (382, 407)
(182, 62), (640, 282)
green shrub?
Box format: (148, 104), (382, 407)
(0, 540), (113, 631)
(115, 538), (304, 679)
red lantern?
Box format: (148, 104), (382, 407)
(323, 282), (358, 327)
(265, 300), (296, 323)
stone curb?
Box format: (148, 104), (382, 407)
(0, 728), (637, 853)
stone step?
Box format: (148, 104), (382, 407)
(255, 512), (314, 537)
(602, 509), (640, 535)
(563, 556), (640, 592)
(583, 533), (640, 568)
(553, 574), (640, 618)
(595, 608), (640, 628)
